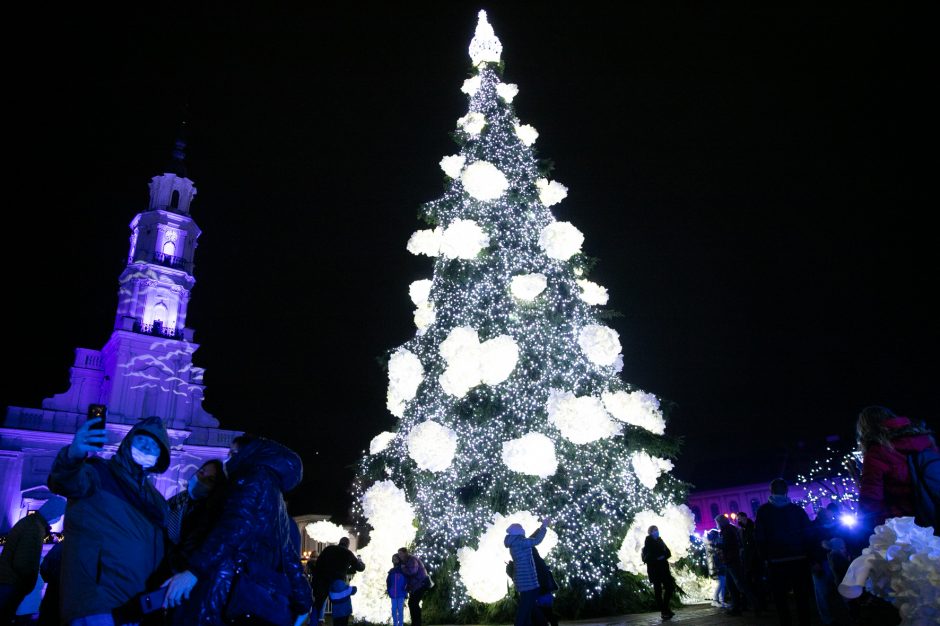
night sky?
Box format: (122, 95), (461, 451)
(5, 3), (934, 520)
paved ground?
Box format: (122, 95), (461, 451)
(561, 604), (792, 625)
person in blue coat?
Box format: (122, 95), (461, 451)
(504, 518), (551, 626)
(329, 577), (357, 626)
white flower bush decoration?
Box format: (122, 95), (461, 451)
(577, 279), (609, 305)
(457, 112), (486, 136)
(461, 76), (481, 96)
(496, 82), (518, 102)
(461, 161), (509, 201)
(514, 124), (538, 146)
(673, 565), (718, 604)
(409, 279), (433, 306)
(386, 349), (424, 417)
(440, 219), (490, 259)
(501, 432), (557, 478)
(439, 327), (519, 397)
(631, 451), (674, 490)
(546, 389), (622, 444)
(407, 420), (458, 472)
(618, 504), (695, 575)
(369, 431), (397, 455)
(305, 520), (348, 544)
(353, 481), (417, 622)
(457, 511), (558, 603)
(413, 302), (436, 333)
(578, 324), (621, 367)
(838, 517), (940, 624)
(510, 273), (547, 301)
(536, 178), (568, 207)
(603, 390), (666, 435)
(407, 227), (443, 257)
(440, 154), (466, 179)
(539, 221), (584, 261)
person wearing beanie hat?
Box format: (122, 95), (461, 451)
(504, 518), (551, 626)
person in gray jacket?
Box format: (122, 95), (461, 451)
(48, 415), (171, 626)
(505, 518), (551, 626)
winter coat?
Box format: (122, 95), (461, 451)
(329, 578), (357, 618)
(179, 437), (312, 625)
(754, 499), (811, 563)
(400, 554), (431, 593)
(47, 416), (171, 624)
(312, 544), (364, 591)
(641, 536), (672, 583)
(386, 567), (407, 599)
(859, 417), (938, 524)
(0, 511), (49, 588)
(504, 525), (547, 592)
(717, 524), (743, 566)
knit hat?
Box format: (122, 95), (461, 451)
(506, 523), (525, 535)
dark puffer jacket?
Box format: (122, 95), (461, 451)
(859, 416), (938, 524)
(178, 437), (312, 625)
(47, 416), (171, 623)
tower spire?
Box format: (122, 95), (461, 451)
(168, 117), (188, 178)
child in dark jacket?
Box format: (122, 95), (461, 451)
(387, 554), (408, 626)
(330, 578), (357, 626)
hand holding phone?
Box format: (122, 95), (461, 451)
(68, 405), (109, 459)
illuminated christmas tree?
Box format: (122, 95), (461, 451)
(352, 12), (693, 621)
(793, 445), (860, 515)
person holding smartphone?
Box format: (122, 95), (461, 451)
(47, 413), (171, 626)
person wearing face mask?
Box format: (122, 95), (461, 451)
(158, 460), (226, 578)
(641, 525), (676, 621)
(47, 415), (171, 626)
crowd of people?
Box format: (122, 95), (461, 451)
(0, 404), (935, 625)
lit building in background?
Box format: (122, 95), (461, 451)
(0, 139), (240, 532)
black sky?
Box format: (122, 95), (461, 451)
(4, 3), (935, 520)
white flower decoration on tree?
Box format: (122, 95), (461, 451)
(440, 154), (466, 179)
(536, 178), (568, 207)
(407, 420), (458, 472)
(354, 481), (417, 622)
(369, 431), (397, 455)
(514, 124), (538, 146)
(602, 390), (666, 435)
(439, 327), (519, 397)
(496, 82), (518, 102)
(386, 349), (424, 417)
(501, 432), (557, 478)
(618, 504), (695, 575)
(510, 273), (547, 301)
(461, 76), (482, 96)
(578, 324), (622, 367)
(457, 511), (558, 603)
(407, 227), (443, 257)
(457, 112), (486, 136)
(631, 451), (674, 489)
(413, 302), (436, 333)
(539, 221), (584, 261)
(305, 520), (348, 544)
(440, 219), (490, 259)
(577, 279), (609, 305)
(409, 279), (433, 306)
(546, 389), (622, 444)
(461, 161), (509, 201)
(468, 10), (502, 66)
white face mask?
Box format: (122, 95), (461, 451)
(131, 446), (159, 469)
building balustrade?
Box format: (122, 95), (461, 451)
(132, 318), (184, 340)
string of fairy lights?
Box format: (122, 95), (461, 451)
(793, 446), (860, 513)
(350, 12), (690, 620)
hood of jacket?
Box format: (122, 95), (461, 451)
(115, 415), (171, 474)
(504, 533), (523, 548)
(886, 417), (935, 454)
(227, 437), (303, 493)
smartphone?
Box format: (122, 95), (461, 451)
(86, 404), (107, 448)
(139, 586), (168, 614)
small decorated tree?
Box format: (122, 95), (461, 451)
(793, 445), (860, 515)
(353, 12), (693, 621)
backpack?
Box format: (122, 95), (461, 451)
(907, 448), (940, 532)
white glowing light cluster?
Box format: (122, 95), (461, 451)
(793, 447), (860, 513)
(536, 178), (568, 207)
(305, 520), (348, 544)
(546, 389), (622, 444)
(496, 82), (518, 102)
(439, 327), (519, 398)
(461, 161), (509, 201)
(461, 76), (481, 97)
(602, 390), (667, 435)
(468, 10), (502, 66)
(539, 221), (583, 260)
(457, 512), (558, 603)
(407, 220), (489, 260)
(440, 154), (466, 179)
(514, 123), (538, 146)
(354, 481), (417, 623)
(510, 273), (547, 301)
(501, 432), (558, 477)
(458, 112), (486, 136)
(617, 504), (696, 575)
(369, 431), (397, 455)
(407, 420), (458, 471)
(630, 451), (674, 490)
(577, 279), (609, 305)
(407, 227), (442, 257)
(386, 349), (424, 417)
(578, 324), (622, 367)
